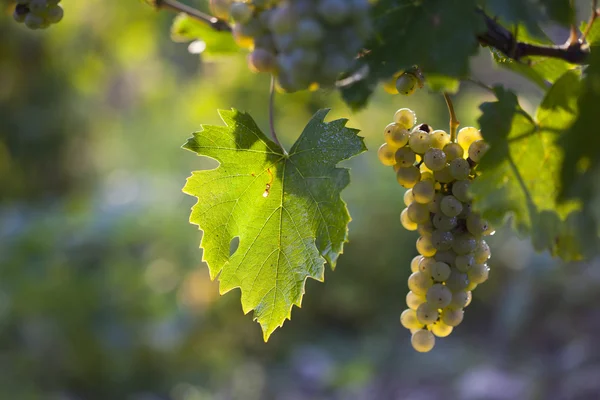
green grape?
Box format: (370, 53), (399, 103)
(432, 213), (457, 231)
(377, 143), (396, 166)
(449, 158), (471, 180)
(457, 201), (472, 219)
(407, 271), (433, 296)
(448, 290), (470, 310)
(404, 189), (414, 206)
(396, 166), (421, 188)
(455, 254), (475, 273)
(443, 142), (464, 161)
(13, 4), (28, 23)
(317, 0), (350, 24)
(452, 180), (471, 203)
(430, 321), (453, 338)
(445, 270), (469, 292)
(401, 308), (423, 330)
(466, 213), (492, 237)
(46, 5), (63, 23)
(431, 230), (453, 251)
(269, 5), (294, 33)
(384, 123), (410, 149)
(426, 284), (452, 308)
(464, 291), (473, 307)
(25, 13), (44, 29)
(441, 308), (464, 327)
(393, 108), (416, 130)
(231, 2), (253, 23)
(407, 202), (430, 224)
(416, 235), (437, 257)
(210, 0), (233, 20)
(248, 48), (276, 73)
(296, 18), (324, 45)
(411, 329), (435, 352)
(434, 250), (456, 267)
(468, 140), (490, 163)
(458, 127), (483, 152)
(400, 208), (418, 231)
(468, 263), (490, 284)
(440, 195), (463, 218)
(395, 147), (417, 167)
(28, 0), (47, 15)
(417, 220), (435, 236)
(423, 148), (447, 171)
(406, 291), (426, 310)
(418, 256), (435, 275)
(452, 233), (477, 255)
(410, 255), (424, 273)
(412, 180), (435, 204)
(430, 130), (451, 149)
(416, 302), (439, 324)
(433, 166), (453, 184)
(420, 170), (435, 182)
(396, 73), (419, 95)
(408, 130), (431, 154)
(430, 261), (451, 282)
(474, 240), (491, 263)
(428, 193), (444, 214)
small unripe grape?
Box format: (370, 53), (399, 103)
(270, 5), (295, 33)
(401, 308), (422, 330)
(407, 291), (426, 310)
(452, 233), (477, 255)
(455, 254), (475, 273)
(427, 284), (452, 308)
(25, 13), (44, 29)
(395, 147), (416, 167)
(46, 5), (64, 24)
(410, 255), (424, 273)
(400, 208), (418, 231)
(408, 271), (433, 296)
(407, 202), (430, 224)
(230, 2), (253, 23)
(423, 148), (447, 171)
(430, 321), (453, 337)
(408, 130), (431, 154)
(384, 123), (410, 148)
(377, 143), (396, 166)
(416, 235), (437, 257)
(393, 108), (416, 129)
(458, 127), (483, 152)
(441, 308), (464, 327)
(433, 166), (453, 183)
(449, 158), (471, 180)
(452, 180), (471, 202)
(418, 257), (435, 275)
(396, 166), (421, 188)
(431, 230), (453, 251)
(432, 213), (458, 231)
(210, 0), (233, 20)
(296, 18), (324, 45)
(403, 189), (414, 206)
(396, 73), (419, 95)
(440, 195), (463, 217)
(428, 193), (444, 214)
(430, 261), (451, 281)
(430, 130), (451, 149)
(445, 270), (469, 292)
(474, 240), (491, 263)
(416, 302), (439, 324)
(468, 140), (490, 163)
(468, 263), (490, 284)
(448, 290), (470, 310)
(411, 329), (435, 352)
(443, 142), (464, 161)
(412, 180), (435, 204)
(13, 5), (28, 23)
(466, 213), (492, 237)
(248, 48), (276, 73)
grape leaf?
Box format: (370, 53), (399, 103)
(171, 13), (238, 56)
(182, 109), (366, 340)
(472, 78), (597, 260)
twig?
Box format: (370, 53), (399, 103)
(464, 78), (495, 94)
(581, 0), (599, 43)
(269, 75), (286, 154)
(443, 92), (460, 143)
(153, 0), (232, 32)
(477, 8), (589, 64)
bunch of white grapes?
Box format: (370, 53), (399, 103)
(377, 108), (493, 353)
(13, 0), (64, 29)
(210, 0), (372, 92)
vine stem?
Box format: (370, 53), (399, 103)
(153, 0), (232, 32)
(269, 75), (287, 155)
(443, 92), (460, 143)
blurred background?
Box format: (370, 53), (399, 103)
(1, 1), (600, 399)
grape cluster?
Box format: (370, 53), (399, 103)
(210, 0), (372, 92)
(377, 108), (493, 353)
(13, 0), (64, 29)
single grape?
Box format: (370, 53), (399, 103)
(395, 147), (417, 167)
(401, 308), (423, 330)
(296, 18), (324, 45)
(248, 48), (276, 73)
(452, 180), (471, 203)
(393, 108), (416, 130)
(400, 208), (418, 231)
(317, 0), (350, 24)
(396, 166), (421, 188)
(441, 308), (464, 327)
(417, 220), (435, 236)
(13, 4), (28, 23)
(455, 254), (475, 273)
(396, 73), (419, 95)
(408, 130), (431, 154)
(440, 195), (463, 218)
(449, 158), (471, 180)
(420, 170), (435, 182)
(411, 329), (435, 352)
(230, 2), (253, 23)
(423, 148), (447, 171)
(384, 123), (410, 148)
(28, 0), (47, 15)
(416, 302), (439, 324)
(445, 270), (469, 292)
(448, 290), (470, 310)
(210, 0), (233, 20)
(269, 5), (295, 33)
(418, 256), (435, 275)
(466, 213), (492, 237)
(468, 263), (490, 284)
(452, 233), (477, 255)
(407, 291), (426, 310)
(411, 180), (435, 204)
(377, 143), (396, 166)
(432, 213), (458, 231)
(410, 255), (424, 273)
(46, 5), (64, 24)
(404, 189), (414, 206)
(443, 142), (464, 161)
(458, 127), (483, 152)
(428, 193), (444, 214)
(433, 166), (453, 183)
(431, 230), (453, 251)
(468, 140), (490, 163)
(24, 13), (44, 29)
(407, 202), (430, 224)
(433, 250), (456, 267)
(407, 271), (433, 296)
(426, 283), (452, 308)
(430, 321), (453, 338)
(430, 261), (451, 282)
(430, 130), (451, 149)
(474, 240), (491, 263)
(416, 235), (437, 257)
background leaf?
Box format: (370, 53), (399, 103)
(171, 13), (238, 56)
